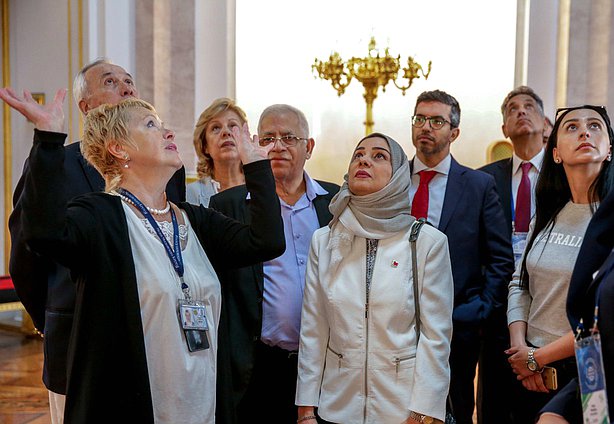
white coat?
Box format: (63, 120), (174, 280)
(296, 223), (454, 423)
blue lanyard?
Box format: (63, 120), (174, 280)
(576, 276), (606, 339)
(119, 188), (190, 297)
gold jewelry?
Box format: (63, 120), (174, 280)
(409, 411), (435, 423)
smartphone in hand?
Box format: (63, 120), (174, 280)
(542, 366), (558, 390)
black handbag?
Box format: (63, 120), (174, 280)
(410, 218), (456, 424)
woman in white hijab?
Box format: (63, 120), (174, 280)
(295, 133), (454, 424)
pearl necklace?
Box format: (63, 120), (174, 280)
(117, 192), (171, 215)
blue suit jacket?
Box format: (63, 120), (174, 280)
(422, 157), (514, 327)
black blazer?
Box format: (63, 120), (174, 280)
(20, 130), (284, 423)
(9, 139), (186, 393)
(566, 189), (614, 331)
(479, 158), (513, 237)
(209, 179), (339, 424)
(568, 248), (614, 417)
(412, 157), (514, 328)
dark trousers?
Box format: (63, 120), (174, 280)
(449, 327), (481, 424)
(238, 341), (299, 423)
(477, 310), (519, 424)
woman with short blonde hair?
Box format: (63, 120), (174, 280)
(1, 90), (284, 423)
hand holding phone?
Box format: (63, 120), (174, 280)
(542, 366), (558, 391)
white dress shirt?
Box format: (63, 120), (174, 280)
(409, 154), (452, 228)
(511, 149), (544, 223)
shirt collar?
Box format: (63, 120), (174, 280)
(512, 148), (545, 175)
(412, 154), (451, 176)
(304, 171), (328, 201)
(245, 171), (328, 201)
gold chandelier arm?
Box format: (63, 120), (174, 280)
(312, 38), (431, 133)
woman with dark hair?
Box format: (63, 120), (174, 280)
(295, 133), (453, 424)
(506, 105), (614, 422)
(187, 98), (247, 206)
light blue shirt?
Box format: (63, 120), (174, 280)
(260, 173), (328, 351)
(409, 154), (451, 228)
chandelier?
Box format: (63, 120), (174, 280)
(313, 37), (431, 135)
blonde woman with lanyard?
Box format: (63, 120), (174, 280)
(296, 133), (454, 424)
(1, 88), (284, 424)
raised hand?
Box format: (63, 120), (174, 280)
(0, 87), (67, 132)
(232, 123), (273, 165)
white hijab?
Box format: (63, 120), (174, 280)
(327, 133), (413, 270)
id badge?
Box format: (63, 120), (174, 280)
(575, 333), (610, 423)
(178, 299), (210, 352)
(179, 299), (209, 330)
(512, 231), (528, 268)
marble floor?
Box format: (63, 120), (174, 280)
(0, 328), (50, 424)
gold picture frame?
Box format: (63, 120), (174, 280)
(31, 92), (45, 105)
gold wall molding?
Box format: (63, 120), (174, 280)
(2, 0), (10, 272)
(555, 0), (571, 109)
(67, 0), (73, 142)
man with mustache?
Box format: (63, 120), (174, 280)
(209, 104), (339, 423)
(408, 90), (514, 424)
(478, 86), (549, 423)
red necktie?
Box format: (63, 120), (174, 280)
(515, 162), (532, 232)
(412, 170), (437, 220)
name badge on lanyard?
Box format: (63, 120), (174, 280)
(118, 188), (210, 352)
(575, 305), (610, 423)
(179, 299), (210, 352)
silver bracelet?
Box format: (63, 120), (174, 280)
(297, 415), (317, 423)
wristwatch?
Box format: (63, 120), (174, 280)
(526, 347), (543, 373)
(409, 411), (435, 424)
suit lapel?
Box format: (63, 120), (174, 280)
(498, 159), (513, 224)
(439, 158), (467, 232)
(313, 193), (333, 227)
(586, 249), (614, 295)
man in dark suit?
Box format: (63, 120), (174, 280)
(478, 86), (548, 423)
(6, 58), (185, 423)
(209, 104), (339, 424)
(408, 90), (514, 424)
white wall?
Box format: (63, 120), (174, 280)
(235, 0), (518, 184)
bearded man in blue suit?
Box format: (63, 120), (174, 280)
(407, 90), (514, 424)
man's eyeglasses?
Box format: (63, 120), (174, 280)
(411, 115), (452, 130)
(259, 135), (308, 147)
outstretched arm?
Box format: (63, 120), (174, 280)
(1, 87), (67, 330)
(0, 87), (66, 132)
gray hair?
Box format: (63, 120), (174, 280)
(72, 57), (113, 106)
(414, 90), (461, 128)
(501, 86), (544, 117)
(258, 104), (310, 137)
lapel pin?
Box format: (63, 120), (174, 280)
(391, 260), (399, 268)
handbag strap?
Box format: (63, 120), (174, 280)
(409, 217), (427, 344)
(410, 218), (456, 422)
